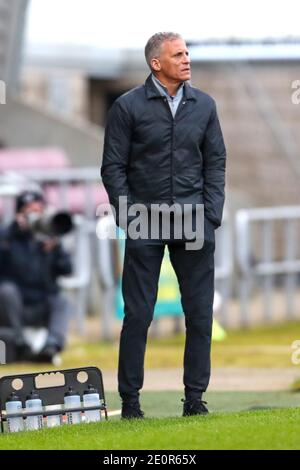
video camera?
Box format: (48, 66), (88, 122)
(26, 210), (74, 237)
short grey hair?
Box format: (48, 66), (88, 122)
(145, 32), (182, 70)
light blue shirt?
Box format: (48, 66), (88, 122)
(152, 74), (184, 118)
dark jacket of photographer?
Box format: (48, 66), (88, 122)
(0, 221), (72, 306)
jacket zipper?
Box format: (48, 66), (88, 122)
(163, 97), (187, 205)
(162, 97), (175, 204)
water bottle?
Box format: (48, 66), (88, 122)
(64, 387), (82, 425)
(5, 392), (24, 433)
(83, 385), (101, 423)
(25, 391), (43, 431)
(46, 405), (62, 428)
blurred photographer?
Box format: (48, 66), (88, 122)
(0, 190), (73, 363)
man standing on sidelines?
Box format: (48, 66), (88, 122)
(101, 32), (226, 419)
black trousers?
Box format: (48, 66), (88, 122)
(118, 217), (216, 402)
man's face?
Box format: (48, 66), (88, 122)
(152, 38), (191, 83)
(22, 201), (45, 217)
(17, 201), (45, 230)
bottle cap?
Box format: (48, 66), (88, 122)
(83, 384), (99, 395)
(6, 392), (21, 402)
(64, 386), (79, 397)
(26, 390), (41, 401)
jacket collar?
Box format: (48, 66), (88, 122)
(144, 74), (197, 101)
(9, 220), (32, 240)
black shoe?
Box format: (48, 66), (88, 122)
(182, 398), (209, 417)
(34, 344), (60, 364)
(121, 401), (145, 420)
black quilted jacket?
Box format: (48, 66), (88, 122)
(101, 74), (226, 229)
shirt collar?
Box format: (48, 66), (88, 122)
(145, 74), (197, 101)
(151, 74), (184, 99)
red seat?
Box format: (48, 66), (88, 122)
(0, 148), (70, 170)
(44, 185), (109, 214)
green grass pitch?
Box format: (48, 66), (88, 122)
(1, 391), (299, 450)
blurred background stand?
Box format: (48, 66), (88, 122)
(0, 0), (299, 343)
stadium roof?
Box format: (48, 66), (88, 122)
(24, 38), (300, 78)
